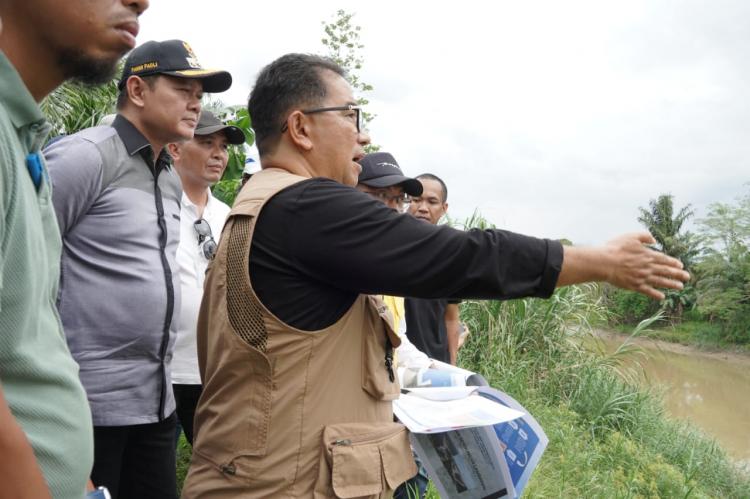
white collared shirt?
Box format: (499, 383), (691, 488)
(171, 190), (231, 385)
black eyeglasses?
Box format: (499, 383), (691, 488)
(364, 190), (411, 211)
(193, 219), (217, 260)
(280, 105), (362, 133)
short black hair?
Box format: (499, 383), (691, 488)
(416, 173), (448, 203)
(115, 74), (160, 110)
(248, 53), (345, 156)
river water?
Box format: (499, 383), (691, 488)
(592, 332), (750, 468)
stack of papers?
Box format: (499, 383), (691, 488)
(393, 366), (549, 498)
(394, 388), (524, 433)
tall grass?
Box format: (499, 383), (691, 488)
(458, 285), (750, 497)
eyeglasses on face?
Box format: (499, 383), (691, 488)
(280, 105), (362, 133)
(364, 189), (411, 211)
(193, 218), (217, 260)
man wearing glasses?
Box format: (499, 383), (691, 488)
(45, 40), (232, 499)
(183, 53), (689, 498)
(356, 151), (433, 366)
(167, 110), (244, 447)
(356, 151), (422, 212)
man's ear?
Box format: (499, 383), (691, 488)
(125, 76), (151, 109)
(167, 142), (180, 161)
(442, 202), (449, 215)
(286, 111), (314, 152)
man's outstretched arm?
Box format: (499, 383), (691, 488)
(557, 232), (689, 300)
(0, 384), (51, 499)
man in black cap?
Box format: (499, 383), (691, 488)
(44, 40), (231, 499)
(167, 111), (244, 447)
(357, 151), (423, 212)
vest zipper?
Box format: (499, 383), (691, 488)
(385, 336), (395, 382)
(220, 464), (236, 475)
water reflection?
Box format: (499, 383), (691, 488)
(594, 334), (750, 467)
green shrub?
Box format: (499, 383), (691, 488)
(606, 287), (660, 325)
(720, 309), (750, 344)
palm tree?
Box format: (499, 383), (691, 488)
(638, 194), (698, 321)
(638, 194), (697, 267)
(41, 74), (120, 138)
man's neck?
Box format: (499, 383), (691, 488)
(183, 181), (210, 216)
(260, 146), (318, 180)
(0, 21), (64, 101)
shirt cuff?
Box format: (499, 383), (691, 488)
(536, 239), (564, 298)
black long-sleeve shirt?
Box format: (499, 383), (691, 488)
(249, 178), (563, 331)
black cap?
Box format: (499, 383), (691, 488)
(357, 152), (423, 196)
(118, 40), (232, 93)
(194, 111), (245, 145)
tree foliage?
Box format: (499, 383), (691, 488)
(41, 73), (120, 137)
(634, 194), (698, 321)
(637, 194), (697, 267)
(693, 190), (750, 342)
(321, 9), (378, 152)
(614, 188), (750, 343)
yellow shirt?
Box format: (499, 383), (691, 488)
(381, 295), (405, 333)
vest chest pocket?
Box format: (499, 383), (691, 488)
(361, 296), (402, 401)
(315, 422), (417, 499)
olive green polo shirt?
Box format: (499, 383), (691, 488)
(0, 50), (93, 498)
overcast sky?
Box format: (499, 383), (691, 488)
(139, 0), (749, 244)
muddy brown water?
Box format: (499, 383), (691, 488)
(591, 331), (750, 468)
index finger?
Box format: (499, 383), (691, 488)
(652, 251), (684, 269)
(637, 283), (666, 301)
(635, 232), (657, 245)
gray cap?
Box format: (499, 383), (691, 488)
(194, 111), (245, 145)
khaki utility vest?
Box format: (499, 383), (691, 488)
(182, 168), (416, 499)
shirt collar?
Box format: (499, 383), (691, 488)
(181, 188), (217, 212)
(112, 114), (152, 156)
(0, 51), (46, 131)
(112, 114), (172, 169)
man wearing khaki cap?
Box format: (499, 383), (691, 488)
(168, 110), (245, 447)
(44, 40), (232, 499)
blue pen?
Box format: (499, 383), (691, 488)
(26, 152), (44, 191)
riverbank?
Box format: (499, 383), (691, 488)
(611, 319), (750, 356)
(593, 328), (750, 469)
(598, 327), (750, 366)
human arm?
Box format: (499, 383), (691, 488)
(444, 303), (460, 365)
(395, 318), (432, 369)
(251, 181), (683, 331)
(557, 232), (689, 300)
(263, 179), (562, 300)
(43, 135), (103, 236)
(0, 384), (51, 499)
